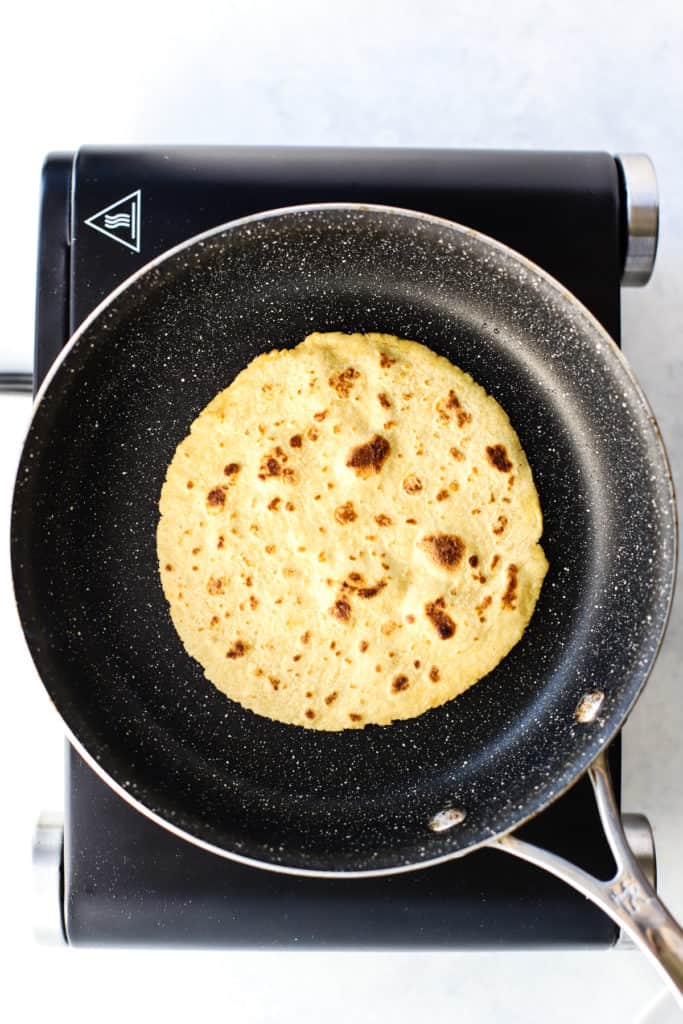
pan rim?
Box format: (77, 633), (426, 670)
(15, 201), (678, 877)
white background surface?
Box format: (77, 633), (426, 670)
(1, 1), (681, 1021)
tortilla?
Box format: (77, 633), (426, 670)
(157, 331), (548, 730)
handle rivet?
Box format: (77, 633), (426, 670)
(575, 690), (605, 723)
(428, 807), (466, 832)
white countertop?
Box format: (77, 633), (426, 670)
(1, 1), (681, 1021)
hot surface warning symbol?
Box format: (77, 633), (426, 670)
(84, 190), (142, 252)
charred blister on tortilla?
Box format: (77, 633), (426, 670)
(346, 434), (391, 478)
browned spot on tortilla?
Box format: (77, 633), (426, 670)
(207, 576), (224, 595)
(380, 352), (396, 367)
(346, 434), (390, 477)
(449, 447), (465, 461)
(289, 434), (303, 448)
(392, 675), (409, 692)
(493, 515), (508, 535)
(476, 594), (493, 623)
(268, 496), (281, 511)
(502, 564), (519, 610)
(207, 486), (226, 507)
(285, 501), (295, 511)
(329, 366), (360, 398)
(349, 713), (362, 722)
(305, 709), (316, 720)
(438, 390), (472, 427)
(267, 675), (280, 690)
(331, 597), (352, 621)
(258, 455), (282, 479)
(375, 513), (392, 526)
(469, 555), (479, 567)
(313, 409), (328, 422)
(209, 615), (219, 627)
(377, 392), (391, 409)
(425, 598), (457, 639)
(486, 444), (513, 473)
(429, 666), (440, 682)
(301, 631), (311, 644)
(403, 474), (422, 494)
(414, 659), (421, 669)
(406, 614), (415, 624)
(307, 427), (319, 442)
(381, 621), (398, 635)
(335, 501), (357, 525)
(405, 518), (417, 525)
(342, 575), (387, 600)
(165, 563), (173, 571)
(186, 481), (194, 489)
(491, 554), (500, 570)
(191, 547), (201, 555)
(420, 534), (465, 570)
(224, 462), (240, 477)
(325, 691), (338, 705)
(226, 640), (249, 659)
(359, 640), (369, 652)
(265, 544), (276, 554)
(217, 535), (225, 549)
(436, 489), (449, 501)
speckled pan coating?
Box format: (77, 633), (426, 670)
(11, 205), (676, 875)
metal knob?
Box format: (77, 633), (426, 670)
(32, 812), (66, 946)
(615, 153), (659, 287)
(616, 812), (657, 949)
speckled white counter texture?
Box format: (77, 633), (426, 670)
(1, 1), (681, 1022)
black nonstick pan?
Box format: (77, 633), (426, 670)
(11, 205), (682, 997)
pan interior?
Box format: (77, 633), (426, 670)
(12, 206), (675, 873)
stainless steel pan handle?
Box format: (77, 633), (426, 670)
(0, 372), (33, 393)
(487, 750), (683, 1010)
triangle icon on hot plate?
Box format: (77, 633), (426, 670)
(84, 189), (142, 253)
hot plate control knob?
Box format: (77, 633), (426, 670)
(616, 153), (659, 287)
(616, 812), (657, 949)
(32, 812), (66, 946)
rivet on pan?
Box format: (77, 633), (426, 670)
(574, 690), (605, 724)
(428, 807), (466, 832)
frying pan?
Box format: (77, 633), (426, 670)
(11, 204), (682, 999)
